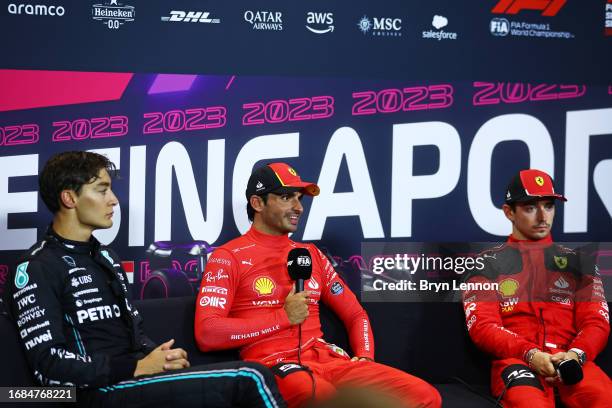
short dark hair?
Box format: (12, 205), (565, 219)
(246, 194), (268, 222)
(39, 151), (117, 213)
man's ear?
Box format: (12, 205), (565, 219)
(59, 190), (78, 210)
(249, 195), (265, 213)
(502, 204), (514, 223)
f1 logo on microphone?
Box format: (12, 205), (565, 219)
(492, 0), (566, 16)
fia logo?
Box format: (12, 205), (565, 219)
(490, 18), (510, 36)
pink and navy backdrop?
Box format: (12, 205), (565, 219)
(0, 0), (611, 295)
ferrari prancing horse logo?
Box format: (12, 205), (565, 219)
(535, 176), (545, 186)
(554, 256), (568, 269)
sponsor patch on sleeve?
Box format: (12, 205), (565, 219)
(330, 281), (344, 296)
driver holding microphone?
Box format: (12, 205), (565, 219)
(195, 162), (441, 407)
(462, 169), (611, 407)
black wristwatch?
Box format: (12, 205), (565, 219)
(569, 348), (586, 366)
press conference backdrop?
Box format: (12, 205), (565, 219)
(0, 1), (611, 295)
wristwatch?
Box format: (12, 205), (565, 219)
(568, 348), (586, 365)
(524, 348), (540, 368)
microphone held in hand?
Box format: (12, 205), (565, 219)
(287, 248), (312, 292)
(556, 359), (583, 385)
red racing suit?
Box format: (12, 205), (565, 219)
(463, 235), (611, 407)
(195, 227), (440, 408)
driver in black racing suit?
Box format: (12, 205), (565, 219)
(7, 151), (285, 408)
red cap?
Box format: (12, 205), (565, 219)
(246, 162), (320, 198)
(505, 169), (567, 203)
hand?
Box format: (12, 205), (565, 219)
(550, 351), (580, 367)
(284, 288), (310, 325)
(350, 357), (373, 362)
(161, 340), (190, 371)
(134, 339), (190, 377)
(529, 351), (556, 377)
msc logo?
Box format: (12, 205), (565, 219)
(374, 18), (402, 31)
(358, 16), (402, 36)
(490, 18), (510, 36)
(306, 12), (334, 34)
(492, 0), (566, 16)
(161, 11), (220, 23)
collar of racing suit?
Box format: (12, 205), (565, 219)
(507, 234), (553, 252)
(46, 225), (100, 255)
(247, 226), (291, 249)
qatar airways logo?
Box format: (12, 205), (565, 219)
(244, 10), (282, 31)
(8, 3), (65, 16)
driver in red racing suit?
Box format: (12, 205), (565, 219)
(463, 169), (611, 407)
(195, 162), (441, 408)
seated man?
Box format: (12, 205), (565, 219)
(8, 151), (285, 408)
(463, 169), (610, 407)
(195, 162), (441, 408)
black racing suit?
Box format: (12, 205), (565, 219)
(7, 228), (285, 408)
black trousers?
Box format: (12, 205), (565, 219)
(78, 361), (286, 408)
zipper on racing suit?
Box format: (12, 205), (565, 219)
(540, 308), (547, 350)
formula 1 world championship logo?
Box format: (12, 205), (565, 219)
(491, 0), (566, 17)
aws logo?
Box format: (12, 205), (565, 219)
(492, 0), (566, 17)
(306, 12), (334, 34)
